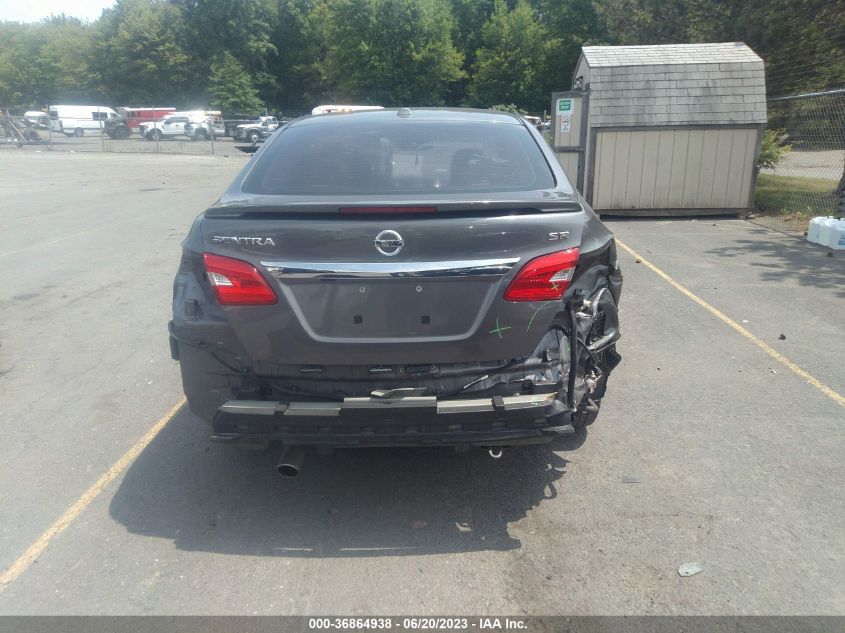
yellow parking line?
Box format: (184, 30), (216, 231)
(615, 239), (845, 409)
(0, 397), (186, 591)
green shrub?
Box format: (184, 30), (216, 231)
(489, 104), (527, 116)
(757, 129), (791, 170)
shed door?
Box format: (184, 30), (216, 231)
(551, 91), (587, 193)
(590, 127), (759, 212)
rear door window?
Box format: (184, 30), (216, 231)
(242, 118), (555, 195)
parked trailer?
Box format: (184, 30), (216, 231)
(311, 105), (384, 115)
(48, 104), (118, 137)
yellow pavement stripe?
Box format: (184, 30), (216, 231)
(0, 397), (186, 591)
(615, 239), (845, 409)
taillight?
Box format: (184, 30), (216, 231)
(504, 248), (580, 302)
(202, 253), (277, 306)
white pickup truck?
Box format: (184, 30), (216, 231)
(233, 116), (280, 143)
(139, 111), (224, 141)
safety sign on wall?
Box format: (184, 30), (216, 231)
(560, 115), (571, 132)
(557, 98), (574, 133)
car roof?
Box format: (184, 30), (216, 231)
(289, 108), (526, 129)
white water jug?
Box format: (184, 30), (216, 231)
(807, 216), (827, 243)
(828, 218), (845, 250)
(817, 217), (838, 247)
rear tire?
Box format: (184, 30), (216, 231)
(150, 129), (162, 142)
(248, 131), (260, 144)
(73, 128), (84, 137)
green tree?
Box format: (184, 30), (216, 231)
(539, 0), (607, 96)
(172, 0), (278, 97)
(264, 0), (333, 110)
(208, 51), (264, 112)
(1, 0), (841, 115)
(489, 103), (527, 115)
(171, 0), (278, 64)
(447, 0), (497, 103)
(757, 129), (790, 169)
(468, 0), (552, 111)
(94, 0), (198, 105)
(38, 16), (99, 102)
(0, 17), (97, 107)
(322, 0), (465, 106)
(0, 23), (53, 107)
(594, 0), (690, 45)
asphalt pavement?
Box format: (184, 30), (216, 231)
(0, 152), (843, 615)
(761, 149), (844, 182)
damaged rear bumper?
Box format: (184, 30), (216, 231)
(210, 392), (575, 447)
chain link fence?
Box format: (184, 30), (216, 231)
(1, 107), (311, 157)
(752, 89), (845, 234)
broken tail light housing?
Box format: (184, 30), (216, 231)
(203, 253), (278, 306)
(504, 248), (580, 302)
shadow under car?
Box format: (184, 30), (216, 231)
(108, 408), (586, 558)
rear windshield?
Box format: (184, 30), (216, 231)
(241, 118), (555, 195)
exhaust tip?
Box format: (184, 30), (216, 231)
(276, 463), (299, 478)
(276, 445), (305, 478)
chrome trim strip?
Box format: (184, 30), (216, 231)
(260, 257), (520, 279)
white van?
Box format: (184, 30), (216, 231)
(48, 105), (118, 137)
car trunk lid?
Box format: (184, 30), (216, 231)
(199, 204), (584, 365)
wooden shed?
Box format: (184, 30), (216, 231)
(551, 43), (767, 215)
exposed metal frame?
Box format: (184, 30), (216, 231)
(219, 392), (558, 418)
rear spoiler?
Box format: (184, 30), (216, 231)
(204, 199), (583, 218)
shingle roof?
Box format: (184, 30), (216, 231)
(575, 43), (767, 126)
(582, 42), (762, 68)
